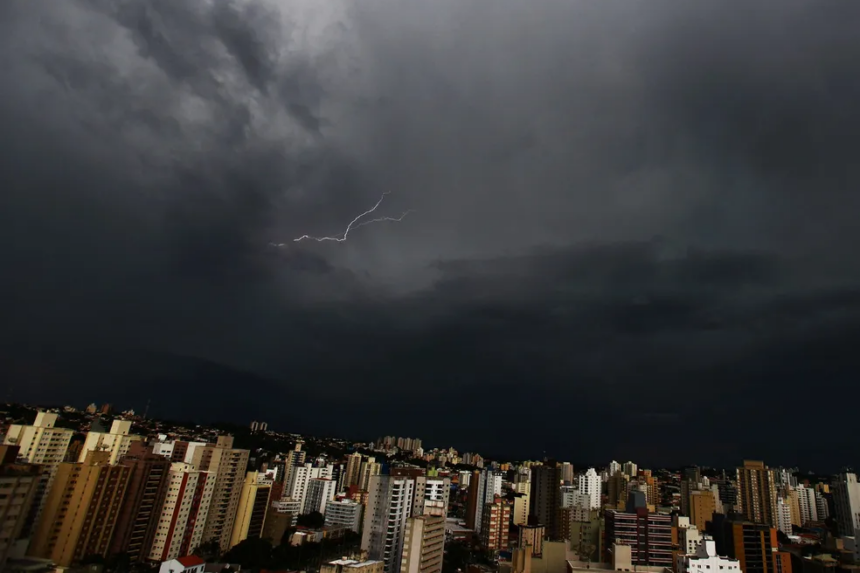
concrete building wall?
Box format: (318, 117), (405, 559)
(690, 490), (716, 532)
(197, 439), (250, 551)
(577, 469), (601, 511)
(149, 463), (215, 561)
(289, 464), (335, 511)
(736, 461), (778, 526)
(78, 420), (142, 465)
(29, 451), (131, 567)
(0, 452), (40, 570)
(304, 478), (338, 515)
(326, 499), (364, 532)
(415, 477), (450, 518)
(362, 475), (415, 573)
(400, 516), (445, 573)
(109, 442), (171, 562)
(230, 471), (272, 549)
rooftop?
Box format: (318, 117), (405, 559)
(177, 555), (207, 567)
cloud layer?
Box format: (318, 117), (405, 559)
(2, 0), (859, 468)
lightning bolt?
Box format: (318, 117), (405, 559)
(290, 192), (414, 243)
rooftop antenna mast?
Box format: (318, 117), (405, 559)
(143, 398), (151, 420)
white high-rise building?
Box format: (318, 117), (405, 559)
(289, 463), (334, 511)
(362, 475), (415, 573)
(816, 490), (830, 521)
(796, 485), (818, 525)
(777, 498), (793, 535)
(149, 463), (215, 561)
(561, 485), (577, 508)
(345, 452), (364, 489)
(303, 478), (338, 515)
(151, 439), (208, 464)
(271, 498), (301, 526)
(470, 470), (501, 534)
(676, 537), (741, 573)
(79, 419), (142, 464)
(675, 517), (703, 555)
(834, 473), (860, 536)
(608, 461), (622, 479)
(485, 472), (503, 503)
(326, 499), (364, 532)
(577, 468), (601, 510)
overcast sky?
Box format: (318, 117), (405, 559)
(2, 0), (859, 469)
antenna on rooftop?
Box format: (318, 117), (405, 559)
(143, 398), (151, 420)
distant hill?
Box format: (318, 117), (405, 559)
(0, 346), (300, 425)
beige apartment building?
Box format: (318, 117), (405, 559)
(3, 412), (74, 465)
(689, 489), (717, 531)
(193, 436), (250, 551)
(3, 411), (75, 539)
(29, 450), (131, 567)
(78, 419), (142, 464)
(230, 471), (272, 549)
(400, 516), (445, 573)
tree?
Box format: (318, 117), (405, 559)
(80, 554), (106, 566)
(194, 540), (222, 561)
(443, 540), (472, 573)
(106, 552), (131, 573)
(297, 511), (325, 529)
(221, 537), (273, 570)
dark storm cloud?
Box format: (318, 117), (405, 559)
(2, 0), (860, 468)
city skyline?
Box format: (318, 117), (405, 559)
(0, 402), (848, 476)
(2, 399), (858, 573)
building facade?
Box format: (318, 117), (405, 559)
(29, 451), (132, 567)
(230, 471), (272, 549)
(0, 446), (41, 570)
(2, 412), (73, 465)
(723, 521), (792, 573)
(676, 537), (741, 573)
(109, 442), (171, 562)
(833, 473), (860, 536)
(401, 516), (445, 573)
(362, 475), (415, 573)
(193, 436), (250, 551)
(736, 461), (778, 526)
(78, 419), (142, 465)
(689, 489), (716, 532)
(304, 477), (338, 515)
(577, 468), (602, 510)
(413, 476), (451, 518)
(289, 463), (335, 511)
(603, 509), (675, 567)
(530, 464), (562, 539)
(326, 499), (364, 532)
(480, 497), (511, 553)
(148, 462), (215, 562)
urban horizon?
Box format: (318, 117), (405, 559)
(1, 401), (846, 478)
